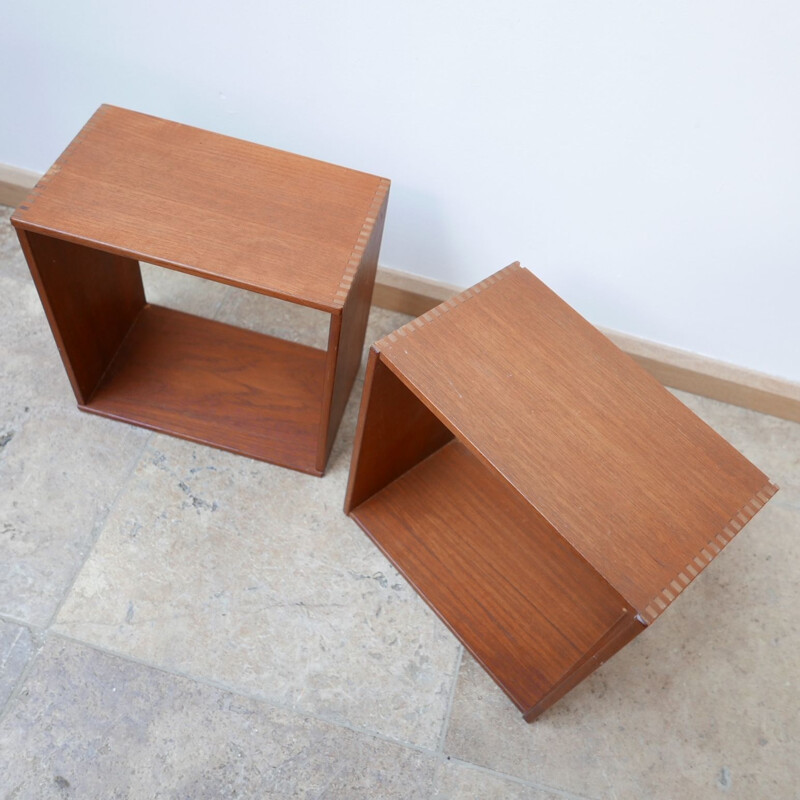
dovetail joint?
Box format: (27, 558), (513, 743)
(640, 480), (778, 623)
(376, 262), (522, 348)
(334, 178), (390, 305)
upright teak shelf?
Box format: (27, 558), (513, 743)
(345, 263), (778, 721)
(12, 105), (389, 475)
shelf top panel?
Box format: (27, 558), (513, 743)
(374, 263), (778, 620)
(12, 105), (389, 311)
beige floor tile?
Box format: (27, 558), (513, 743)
(214, 285), (332, 350)
(433, 760), (572, 800)
(445, 502), (800, 800)
(140, 261), (232, 319)
(0, 620), (35, 708)
(444, 653), (619, 798)
(0, 207), (30, 283)
(54, 434), (461, 748)
(0, 636), (437, 798)
(0, 408), (148, 627)
(0, 274), (71, 429)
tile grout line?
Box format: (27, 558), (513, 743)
(0, 361), (155, 726)
(0, 613), (45, 634)
(427, 643), (602, 800)
(210, 281), (235, 322)
(0, 621), (46, 727)
(47, 629), (439, 758)
(436, 644), (463, 755)
(0, 627), (23, 672)
(429, 644), (464, 794)
(444, 757), (603, 800)
(0, 422), (153, 723)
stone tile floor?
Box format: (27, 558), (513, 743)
(1, 205), (798, 799)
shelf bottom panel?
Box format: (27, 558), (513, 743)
(84, 304), (327, 473)
(351, 439), (631, 711)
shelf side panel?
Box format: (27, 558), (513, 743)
(18, 230), (145, 404)
(319, 185), (388, 471)
(86, 305), (325, 472)
(351, 439), (630, 712)
(523, 613), (645, 722)
(345, 351), (454, 512)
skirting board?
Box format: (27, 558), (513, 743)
(3, 167), (798, 423)
(0, 164), (39, 207)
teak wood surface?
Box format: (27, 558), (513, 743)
(345, 263), (778, 720)
(12, 105), (386, 311)
(12, 105), (389, 474)
(88, 304), (327, 470)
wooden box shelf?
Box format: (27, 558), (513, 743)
(12, 105), (389, 475)
(345, 263), (778, 721)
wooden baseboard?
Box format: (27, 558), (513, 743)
(3, 165), (798, 423)
(374, 266), (462, 319)
(600, 329), (800, 423)
(0, 164), (39, 207)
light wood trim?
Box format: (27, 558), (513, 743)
(374, 266), (461, 318)
(3, 166), (798, 422)
(0, 164), (39, 207)
(599, 329), (800, 424)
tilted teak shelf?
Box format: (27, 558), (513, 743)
(345, 263), (778, 721)
(12, 104), (389, 475)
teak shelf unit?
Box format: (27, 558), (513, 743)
(345, 263), (778, 722)
(12, 105), (389, 475)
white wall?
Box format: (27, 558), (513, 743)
(2, 1), (798, 381)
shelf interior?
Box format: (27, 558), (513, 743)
(85, 304), (327, 473)
(350, 438), (630, 711)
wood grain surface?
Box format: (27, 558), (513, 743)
(372, 264), (777, 620)
(345, 351), (454, 513)
(11, 105), (388, 472)
(12, 105), (387, 311)
(85, 305), (326, 473)
(317, 184), (389, 470)
(352, 438), (632, 712)
(346, 263), (778, 720)
(18, 230), (146, 404)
